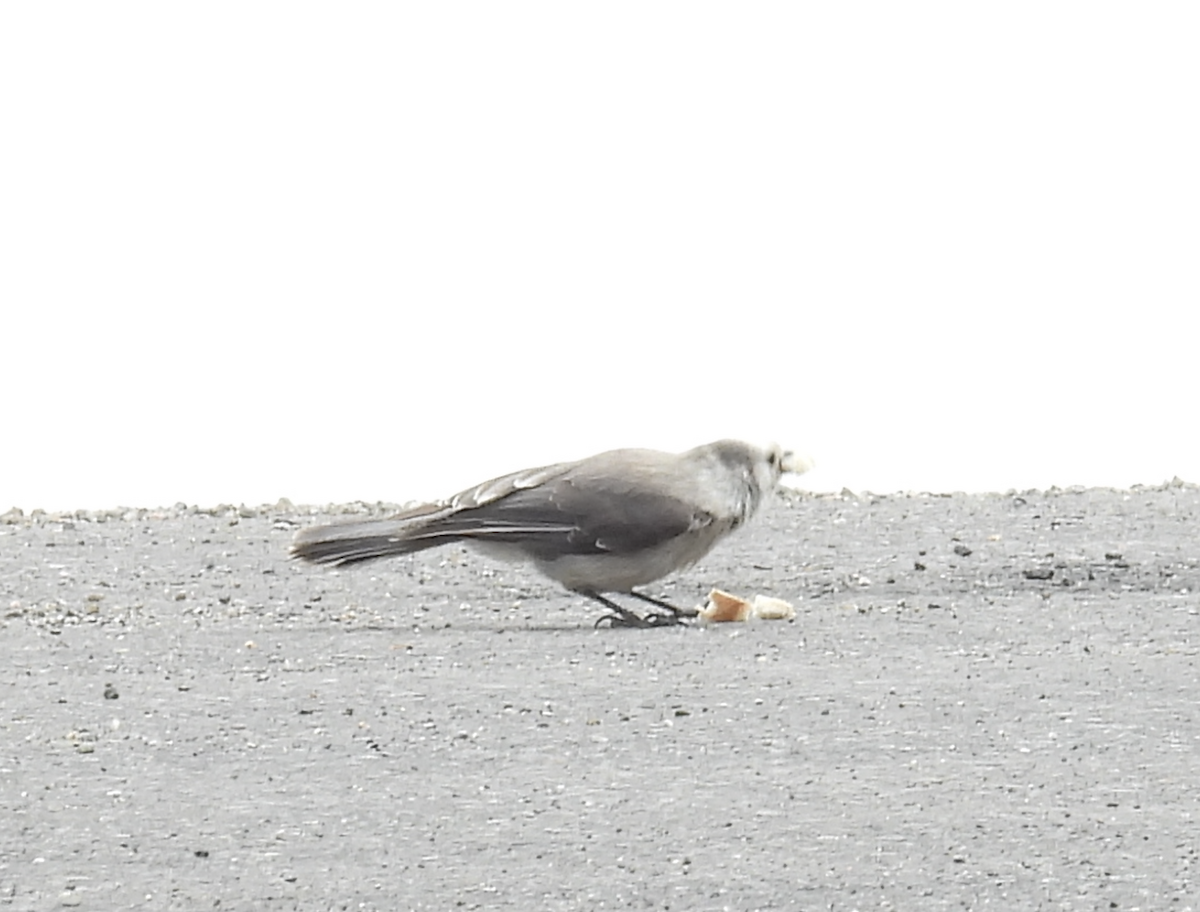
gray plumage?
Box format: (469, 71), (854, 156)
(291, 439), (812, 626)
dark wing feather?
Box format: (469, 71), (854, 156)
(412, 461), (708, 560)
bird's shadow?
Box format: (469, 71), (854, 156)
(343, 621), (697, 635)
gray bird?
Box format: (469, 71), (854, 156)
(291, 439), (812, 627)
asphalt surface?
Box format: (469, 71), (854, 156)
(2, 484), (1198, 910)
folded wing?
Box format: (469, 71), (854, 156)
(291, 452), (711, 566)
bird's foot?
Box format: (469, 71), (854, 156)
(643, 611), (689, 626)
(593, 610), (685, 629)
(585, 591), (694, 629)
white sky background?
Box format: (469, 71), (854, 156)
(3, 3), (1198, 512)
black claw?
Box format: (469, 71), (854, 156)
(591, 610), (686, 629)
(643, 612), (685, 627)
(583, 590), (696, 630)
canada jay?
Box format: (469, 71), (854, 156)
(291, 439), (812, 627)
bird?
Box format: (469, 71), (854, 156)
(290, 439), (812, 628)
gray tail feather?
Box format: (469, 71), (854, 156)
(290, 515), (451, 567)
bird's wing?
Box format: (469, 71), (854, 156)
(289, 461), (581, 565)
(447, 461), (580, 510)
(405, 455), (711, 559)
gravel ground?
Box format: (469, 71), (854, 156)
(2, 485), (1198, 911)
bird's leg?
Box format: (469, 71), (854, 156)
(585, 593), (661, 629)
(627, 590), (699, 621)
